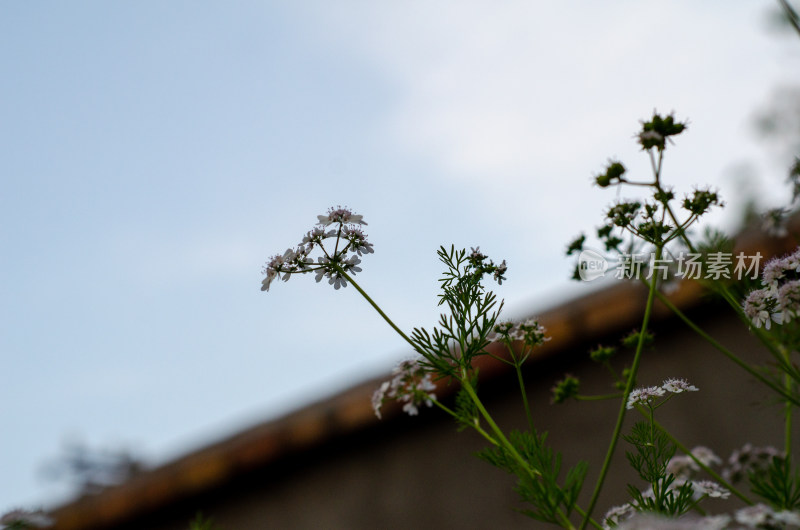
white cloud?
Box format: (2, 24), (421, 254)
(297, 0), (799, 243)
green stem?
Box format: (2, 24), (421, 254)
(460, 378), (540, 478)
(580, 246), (661, 530)
(508, 343), (536, 432)
(515, 364), (535, 432)
(643, 413), (752, 505)
(653, 290), (800, 406)
(431, 399), (499, 448)
(339, 269), (418, 351)
(782, 346), (794, 455)
(573, 506), (603, 530)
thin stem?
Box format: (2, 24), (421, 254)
(338, 269), (418, 351)
(573, 506), (603, 530)
(431, 399), (499, 448)
(641, 412), (753, 505)
(653, 289), (800, 406)
(778, 0), (800, 39)
(515, 363), (536, 433)
(782, 345), (794, 454)
(460, 378), (540, 478)
(507, 343), (536, 432)
(580, 246), (662, 529)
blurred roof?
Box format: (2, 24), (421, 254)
(48, 221), (796, 530)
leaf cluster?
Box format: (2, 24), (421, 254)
(453, 375), (480, 432)
(624, 421), (675, 483)
(477, 430), (587, 524)
(410, 246), (502, 376)
(750, 456), (800, 511)
(622, 422), (695, 517)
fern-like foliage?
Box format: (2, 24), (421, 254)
(750, 456), (800, 511)
(477, 430), (587, 524)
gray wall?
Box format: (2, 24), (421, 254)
(110, 301), (798, 529)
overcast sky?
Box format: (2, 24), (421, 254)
(2, 1), (799, 511)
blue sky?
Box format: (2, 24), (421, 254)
(1, 1), (798, 511)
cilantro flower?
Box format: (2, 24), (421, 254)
(316, 205), (366, 226)
(662, 378), (699, 394)
(690, 480), (730, 500)
(626, 386), (665, 409)
(261, 207), (371, 292)
(372, 359), (436, 419)
(743, 288), (783, 329)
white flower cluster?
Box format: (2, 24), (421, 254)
(734, 504), (800, 528)
(261, 206), (372, 292)
(743, 248), (800, 329)
(626, 378), (698, 409)
(722, 443), (783, 483)
(372, 359), (437, 419)
(666, 446), (722, 479)
(608, 508), (800, 530)
(491, 318), (550, 347)
(0, 509), (53, 529)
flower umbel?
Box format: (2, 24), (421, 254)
(626, 386), (666, 409)
(261, 206), (371, 292)
(372, 359), (437, 419)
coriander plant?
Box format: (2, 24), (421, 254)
(259, 112), (800, 529)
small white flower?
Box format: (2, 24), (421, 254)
(666, 455), (696, 478)
(735, 504), (774, 527)
(743, 288), (783, 329)
(342, 255), (362, 274)
(373, 359), (436, 420)
(371, 381), (390, 419)
(342, 226), (374, 256)
(493, 259), (508, 284)
(316, 205), (366, 226)
(763, 256), (791, 290)
(773, 510), (800, 526)
(328, 272), (347, 289)
(778, 280), (800, 322)
(626, 386), (666, 409)
(690, 480), (730, 499)
(468, 246), (486, 262)
(662, 378), (699, 394)
(697, 515), (732, 530)
(723, 444), (783, 482)
(690, 446), (721, 467)
(603, 503), (635, 527)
